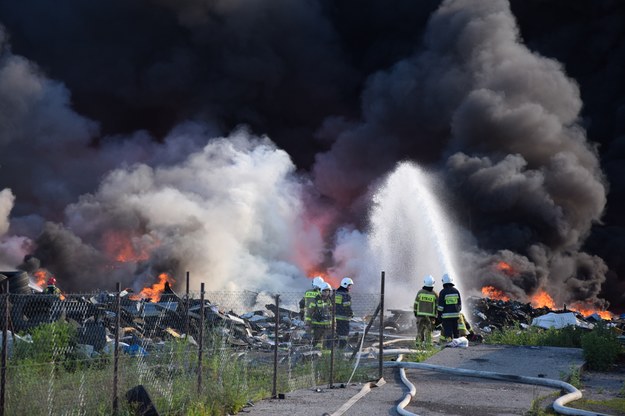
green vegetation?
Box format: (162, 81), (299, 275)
(569, 398), (625, 414)
(580, 323), (622, 371)
(3, 322), (376, 415)
(484, 322), (624, 371)
(486, 321), (625, 416)
(484, 324), (581, 348)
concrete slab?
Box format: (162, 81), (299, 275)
(242, 344), (586, 416)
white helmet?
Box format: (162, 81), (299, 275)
(442, 273), (454, 285)
(340, 277), (354, 288)
(312, 276), (325, 289)
(423, 275), (435, 287)
(320, 282), (332, 292)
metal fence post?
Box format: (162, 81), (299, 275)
(0, 280), (8, 416)
(329, 289), (336, 389)
(272, 294), (279, 398)
(113, 282), (120, 416)
(184, 271), (190, 337)
(197, 283), (205, 394)
(379, 271), (385, 380)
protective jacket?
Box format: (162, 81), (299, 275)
(414, 287), (438, 318)
(299, 288), (319, 323)
(335, 286), (353, 321)
(46, 285), (61, 296)
(437, 283), (461, 319)
(310, 294), (333, 327)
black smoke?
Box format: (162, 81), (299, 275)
(0, 0), (623, 312)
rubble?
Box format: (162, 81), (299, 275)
(3, 286), (624, 364)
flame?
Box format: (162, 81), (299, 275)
(33, 269), (48, 287)
(481, 286), (510, 301)
(130, 273), (175, 302)
(496, 261), (513, 273)
(530, 289), (556, 309)
(569, 302), (614, 320)
(102, 231), (159, 263)
(306, 269), (339, 288)
(32, 268), (65, 300)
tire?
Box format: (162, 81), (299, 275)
(0, 271), (31, 294)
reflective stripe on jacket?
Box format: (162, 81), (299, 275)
(437, 285), (461, 319)
(301, 289), (319, 323)
(311, 296), (333, 326)
(414, 288), (438, 317)
(335, 287), (353, 321)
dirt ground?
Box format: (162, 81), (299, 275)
(573, 357), (625, 416)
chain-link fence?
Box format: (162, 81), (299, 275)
(0, 277), (401, 415)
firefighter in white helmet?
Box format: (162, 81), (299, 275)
(335, 277), (354, 348)
(413, 275), (438, 347)
(299, 276), (325, 336)
(310, 282), (333, 348)
(437, 273), (462, 341)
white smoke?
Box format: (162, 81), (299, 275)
(53, 128), (324, 292)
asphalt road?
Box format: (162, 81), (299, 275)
(242, 343), (587, 416)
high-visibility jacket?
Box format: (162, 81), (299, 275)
(300, 289), (320, 323)
(437, 284), (461, 319)
(335, 287), (353, 321)
(310, 295), (333, 326)
(414, 287), (438, 318)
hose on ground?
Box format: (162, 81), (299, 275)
(384, 360), (612, 416)
(395, 354), (418, 416)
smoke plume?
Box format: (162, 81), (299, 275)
(0, 0), (622, 312)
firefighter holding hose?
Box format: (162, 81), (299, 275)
(413, 275), (438, 347)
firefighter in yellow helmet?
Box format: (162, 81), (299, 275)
(413, 275), (438, 347)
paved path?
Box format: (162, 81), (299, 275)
(242, 344), (586, 416)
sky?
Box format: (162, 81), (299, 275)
(0, 0), (623, 313)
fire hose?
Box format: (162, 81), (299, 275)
(384, 357), (613, 416)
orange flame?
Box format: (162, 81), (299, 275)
(33, 269), (48, 287)
(103, 231), (159, 263)
(32, 268), (65, 300)
(481, 286), (510, 301)
(306, 269), (339, 288)
(569, 302), (613, 320)
(530, 289), (556, 309)
(496, 261), (513, 274)
(130, 273), (174, 302)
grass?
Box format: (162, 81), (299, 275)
(569, 398), (625, 414)
(4, 320), (386, 415)
(486, 321), (625, 415)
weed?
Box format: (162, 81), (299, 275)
(580, 323), (622, 371)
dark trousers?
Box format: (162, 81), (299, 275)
(336, 320), (350, 348)
(312, 325), (331, 349)
(442, 318), (459, 339)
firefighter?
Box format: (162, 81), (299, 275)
(310, 282), (333, 349)
(413, 275), (438, 347)
(45, 277), (61, 296)
(299, 276), (325, 336)
(335, 277), (354, 348)
(437, 273), (462, 340)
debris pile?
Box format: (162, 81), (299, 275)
(4, 283), (624, 360)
